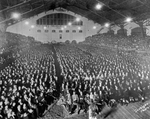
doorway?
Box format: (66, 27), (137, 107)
(59, 34), (62, 39)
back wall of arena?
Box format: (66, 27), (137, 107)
(6, 8), (102, 43)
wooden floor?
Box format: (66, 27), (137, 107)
(97, 100), (150, 119)
(39, 99), (150, 119)
(99, 104), (150, 119)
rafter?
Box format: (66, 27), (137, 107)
(0, 0), (150, 26)
(135, 0), (150, 9)
(111, 0), (129, 7)
(95, 0), (127, 18)
(71, 1), (111, 23)
(0, 0), (42, 13)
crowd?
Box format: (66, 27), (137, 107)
(55, 44), (150, 116)
(0, 32), (37, 71)
(0, 43), (60, 119)
(83, 34), (150, 50)
(0, 32), (150, 119)
(0, 33), (61, 119)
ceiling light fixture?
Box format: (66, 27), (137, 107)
(25, 21), (29, 25)
(68, 22), (72, 26)
(64, 26), (67, 28)
(96, 3), (102, 10)
(31, 25), (35, 28)
(76, 18), (80, 22)
(12, 12), (21, 19)
(125, 17), (132, 23)
(93, 26), (97, 29)
(104, 23), (110, 27)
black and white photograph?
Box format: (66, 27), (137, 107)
(0, 0), (150, 119)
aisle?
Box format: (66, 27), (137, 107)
(52, 45), (63, 98)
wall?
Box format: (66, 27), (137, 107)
(6, 8), (102, 43)
(6, 8), (150, 43)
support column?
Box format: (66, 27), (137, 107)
(108, 26), (111, 33)
(108, 26), (114, 35)
(120, 24), (125, 36)
(138, 21), (145, 39)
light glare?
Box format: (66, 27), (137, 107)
(104, 23), (110, 27)
(126, 17), (132, 23)
(93, 26), (96, 29)
(31, 25), (35, 28)
(64, 26), (67, 28)
(76, 18), (80, 22)
(68, 22), (72, 26)
(78, 27), (81, 30)
(96, 3), (102, 10)
(12, 12), (21, 19)
(25, 21), (29, 25)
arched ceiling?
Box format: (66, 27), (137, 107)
(0, 0), (150, 26)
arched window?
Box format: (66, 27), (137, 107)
(52, 30), (56, 33)
(59, 30), (63, 33)
(66, 30), (69, 33)
(72, 30), (76, 33)
(45, 30), (49, 33)
(79, 30), (83, 33)
(37, 30), (41, 32)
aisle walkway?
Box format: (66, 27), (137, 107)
(52, 45), (63, 98)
